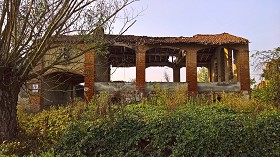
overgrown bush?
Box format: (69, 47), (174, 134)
(55, 104), (280, 157)
(251, 46), (280, 108)
(251, 86), (278, 107)
(0, 101), (87, 156)
(147, 84), (188, 112)
(1, 93), (279, 156)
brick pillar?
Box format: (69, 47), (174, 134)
(185, 48), (198, 95)
(136, 46), (146, 97)
(84, 48), (95, 101)
(29, 79), (42, 112)
(236, 46), (250, 93)
(217, 47), (223, 82)
(173, 67), (180, 82)
(29, 59), (44, 112)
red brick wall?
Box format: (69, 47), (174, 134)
(173, 67), (180, 82)
(185, 48), (198, 95)
(29, 94), (41, 112)
(29, 79), (41, 112)
(136, 46), (146, 96)
(83, 47), (95, 101)
(237, 46), (250, 93)
(29, 59), (44, 111)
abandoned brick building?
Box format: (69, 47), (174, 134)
(29, 32), (250, 110)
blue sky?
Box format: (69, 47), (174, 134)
(111, 0), (280, 82)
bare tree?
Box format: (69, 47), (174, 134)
(0, 0), (138, 142)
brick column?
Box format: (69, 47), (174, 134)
(217, 47), (223, 82)
(173, 67), (180, 82)
(29, 78), (42, 112)
(29, 59), (44, 112)
(83, 47), (95, 101)
(236, 46), (250, 93)
(185, 48), (198, 95)
(136, 46), (146, 96)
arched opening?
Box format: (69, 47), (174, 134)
(196, 47), (241, 93)
(111, 67), (136, 82)
(145, 47), (184, 82)
(108, 46), (136, 82)
(196, 47), (216, 82)
(41, 72), (84, 108)
(146, 66), (173, 82)
(180, 67), (186, 82)
(93, 46), (137, 102)
(197, 67), (209, 82)
(196, 46), (239, 82)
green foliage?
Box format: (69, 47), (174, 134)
(251, 86), (278, 106)
(252, 81), (280, 109)
(0, 101), (87, 156)
(29, 149), (60, 157)
(252, 47), (280, 107)
(218, 93), (276, 117)
(197, 67), (209, 82)
(55, 104), (280, 157)
(147, 84), (188, 112)
(250, 78), (257, 87)
(1, 93), (279, 156)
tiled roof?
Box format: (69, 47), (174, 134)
(189, 33), (248, 45)
(54, 33), (248, 45)
(105, 33), (248, 45)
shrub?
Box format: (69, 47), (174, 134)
(1, 101), (87, 156)
(251, 86), (278, 107)
(55, 104), (280, 157)
(147, 84), (188, 112)
(251, 47), (280, 108)
(1, 93), (279, 156)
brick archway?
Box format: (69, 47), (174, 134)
(145, 47), (184, 82)
(41, 72), (84, 109)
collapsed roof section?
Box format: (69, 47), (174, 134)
(53, 32), (249, 46)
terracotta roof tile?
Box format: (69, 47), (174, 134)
(54, 33), (248, 45)
(105, 32), (248, 45)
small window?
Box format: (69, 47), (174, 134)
(32, 84), (39, 93)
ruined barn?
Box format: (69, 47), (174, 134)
(28, 32), (250, 110)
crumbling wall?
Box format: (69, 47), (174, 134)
(95, 54), (110, 82)
(94, 82), (188, 103)
(197, 82), (241, 92)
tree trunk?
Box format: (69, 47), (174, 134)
(0, 69), (21, 142)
